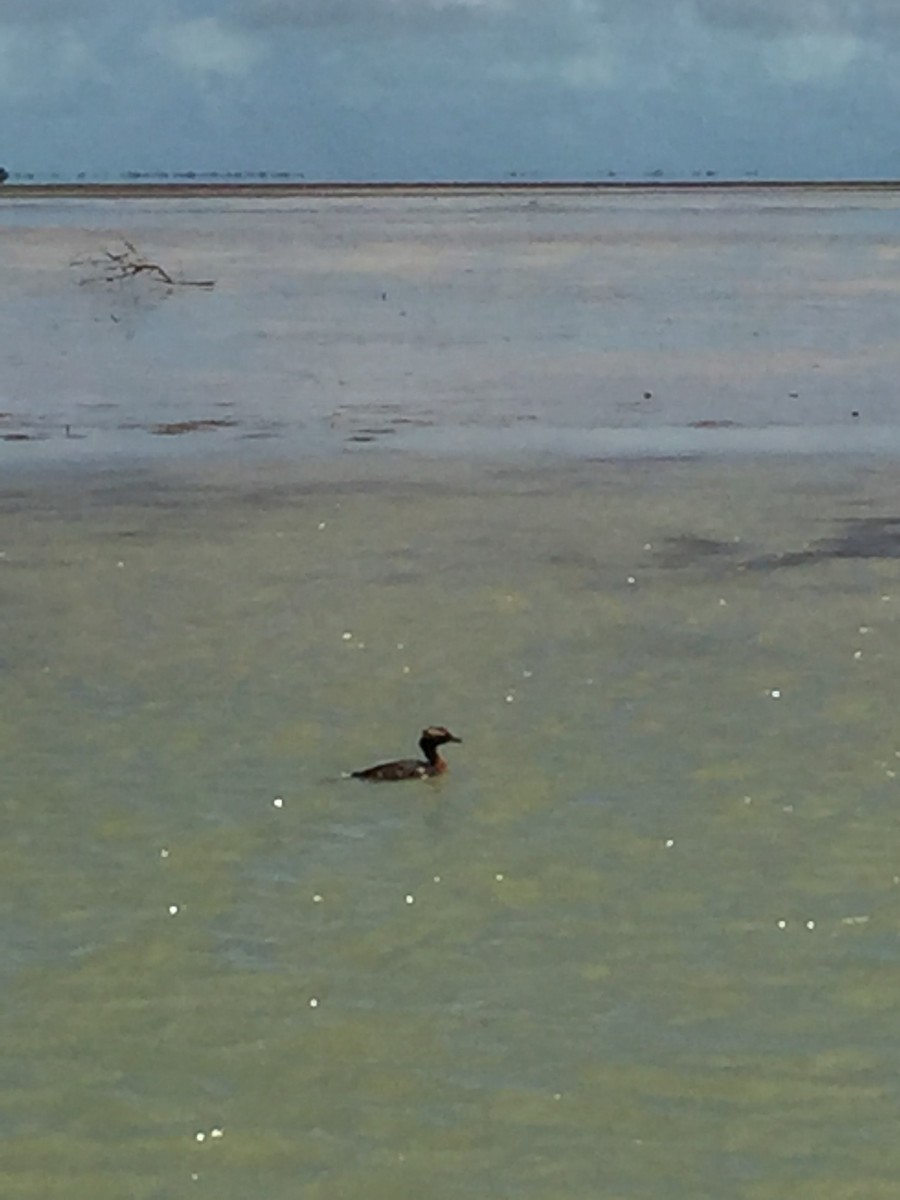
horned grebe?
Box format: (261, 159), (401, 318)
(351, 726), (462, 782)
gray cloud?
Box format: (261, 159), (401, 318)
(230, 0), (512, 32)
(692, 0), (900, 39)
(0, 0), (115, 22)
(229, 0), (900, 44)
(3, 0), (899, 43)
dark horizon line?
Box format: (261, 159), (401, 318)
(3, 177), (900, 197)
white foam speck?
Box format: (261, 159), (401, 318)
(309, 997), (319, 1008)
(342, 631), (352, 641)
(405, 894), (415, 905)
(273, 797), (284, 808)
(168, 904), (180, 916)
(776, 919), (787, 929)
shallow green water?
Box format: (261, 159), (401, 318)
(4, 454), (900, 1198)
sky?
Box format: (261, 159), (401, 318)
(2, 0), (899, 180)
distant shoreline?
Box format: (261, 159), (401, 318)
(2, 179), (900, 200)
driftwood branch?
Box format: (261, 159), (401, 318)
(72, 239), (215, 290)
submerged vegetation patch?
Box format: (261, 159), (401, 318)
(151, 419), (237, 436)
(744, 517), (900, 568)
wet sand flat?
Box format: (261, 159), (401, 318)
(2, 184), (900, 462)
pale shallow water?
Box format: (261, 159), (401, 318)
(3, 185), (900, 463)
(4, 453), (900, 1197)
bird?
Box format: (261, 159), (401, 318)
(350, 725), (462, 782)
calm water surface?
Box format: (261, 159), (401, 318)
(4, 453), (900, 1197)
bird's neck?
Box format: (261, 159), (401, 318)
(419, 738), (443, 767)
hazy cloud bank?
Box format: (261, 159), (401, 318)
(2, 0), (899, 177)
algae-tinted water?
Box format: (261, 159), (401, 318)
(3, 454), (900, 1198)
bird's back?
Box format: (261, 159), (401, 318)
(351, 757), (429, 782)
